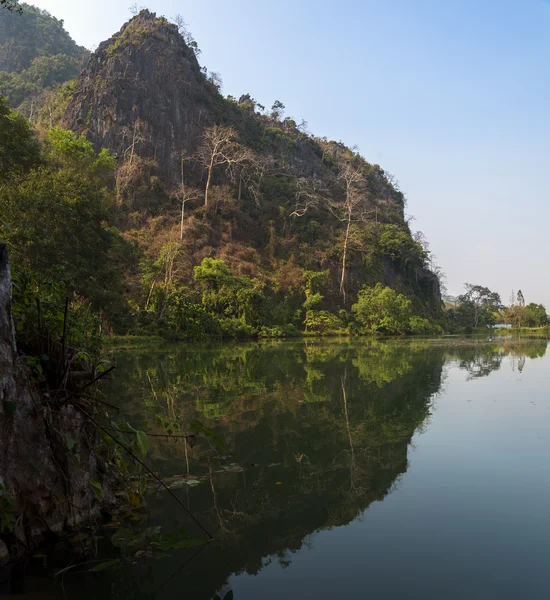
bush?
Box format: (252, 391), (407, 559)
(352, 284), (411, 335)
(165, 296), (221, 338)
(407, 316), (443, 336)
(258, 324), (300, 338)
(304, 310), (342, 334)
(218, 317), (257, 339)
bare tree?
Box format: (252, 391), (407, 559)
(229, 151), (275, 206)
(195, 125), (245, 207)
(208, 71), (223, 91)
(172, 14), (201, 55)
(329, 161), (372, 305)
(120, 118), (145, 165)
(115, 119), (146, 204)
(172, 153), (201, 239)
(289, 177), (327, 217)
(129, 2), (142, 16)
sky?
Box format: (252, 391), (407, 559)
(29, 0), (550, 305)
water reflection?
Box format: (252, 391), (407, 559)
(65, 337), (547, 599)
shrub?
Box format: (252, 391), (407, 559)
(407, 316), (443, 336)
(352, 284), (411, 335)
(304, 310), (342, 334)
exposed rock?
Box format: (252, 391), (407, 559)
(0, 244), (110, 557)
(64, 10), (217, 184)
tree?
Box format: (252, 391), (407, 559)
(271, 100), (285, 120)
(352, 284), (412, 335)
(172, 153), (200, 239)
(0, 96), (40, 182)
(195, 125), (245, 207)
(330, 160), (372, 305)
(172, 14), (201, 55)
(229, 151), (274, 206)
(503, 304), (526, 328)
(457, 283), (502, 328)
(0, 0), (21, 12)
(0, 128), (119, 311)
(207, 71), (223, 90)
(524, 303), (548, 327)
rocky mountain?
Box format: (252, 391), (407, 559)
(64, 12), (215, 182)
(0, 6), (443, 339)
(60, 10), (441, 322)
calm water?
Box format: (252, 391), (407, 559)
(19, 336), (550, 599)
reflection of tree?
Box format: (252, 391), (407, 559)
(448, 339), (547, 380)
(352, 341), (412, 387)
(97, 339), (444, 598)
(93, 337), (548, 599)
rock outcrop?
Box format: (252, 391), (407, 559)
(0, 244), (107, 558)
(64, 10), (217, 184)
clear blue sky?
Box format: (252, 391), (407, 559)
(30, 0), (550, 305)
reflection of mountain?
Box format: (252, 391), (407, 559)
(95, 340), (443, 598)
(90, 338), (547, 599)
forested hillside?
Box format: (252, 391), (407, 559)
(1, 7), (445, 339)
(0, 3), (88, 113)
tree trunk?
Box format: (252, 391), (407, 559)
(340, 210), (351, 305)
(204, 159), (214, 206)
(180, 201), (185, 240)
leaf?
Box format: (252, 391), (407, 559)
(276, 481), (283, 485)
(111, 527), (134, 548)
(136, 430), (149, 459)
(66, 438), (77, 451)
(157, 536), (205, 550)
(128, 492), (141, 506)
(89, 477), (103, 500)
(90, 559), (122, 572)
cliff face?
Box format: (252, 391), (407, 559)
(64, 11), (216, 183)
(0, 245), (108, 557)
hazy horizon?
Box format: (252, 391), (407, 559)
(28, 0), (550, 307)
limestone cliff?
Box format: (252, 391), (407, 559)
(64, 10), (217, 183)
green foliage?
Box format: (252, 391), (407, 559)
(456, 283), (502, 329)
(193, 257), (232, 289)
(524, 303), (548, 327)
(408, 316), (443, 336)
(0, 96), (40, 181)
(0, 4), (88, 107)
(503, 302), (548, 328)
(377, 224), (428, 266)
(304, 310), (342, 334)
(352, 284), (412, 335)
(89, 477), (103, 501)
(165, 295), (221, 338)
(106, 16), (170, 58)
(0, 54), (82, 107)
(0, 127), (124, 317)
